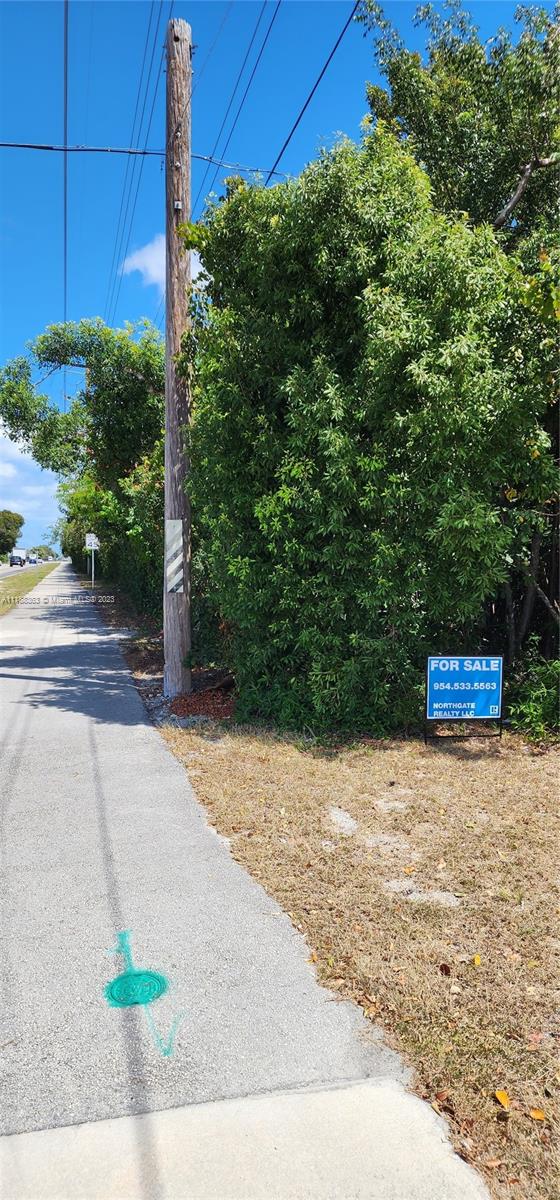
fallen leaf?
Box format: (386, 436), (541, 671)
(450, 984), (461, 995)
(485, 1159), (505, 1169)
(527, 960), (539, 969)
(431, 1100), (441, 1113)
(495, 1089), (511, 1111)
(436, 1089), (449, 1102)
(473, 954), (481, 967)
(439, 963), (451, 976)
(308, 951), (317, 964)
(403, 865), (416, 875)
(529, 1108), (546, 1122)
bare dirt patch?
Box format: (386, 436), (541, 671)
(161, 723), (559, 1200)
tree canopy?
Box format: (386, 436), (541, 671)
(182, 123), (557, 730)
(0, 320), (166, 614)
(0, 319), (164, 484)
(357, 1), (559, 254)
(0, 510), (24, 557)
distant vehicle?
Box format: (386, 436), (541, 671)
(28, 554), (37, 565)
(9, 553), (25, 567)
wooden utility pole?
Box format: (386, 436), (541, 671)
(163, 18), (192, 698)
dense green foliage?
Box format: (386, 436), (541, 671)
(1, 7), (557, 734)
(0, 321), (166, 616)
(184, 125), (557, 731)
(0, 509), (24, 556)
(507, 641), (560, 741)
(358, 1), (559, 252)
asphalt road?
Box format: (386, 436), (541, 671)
(0, 565), (489, 1199)
(0, 561), (31, 579)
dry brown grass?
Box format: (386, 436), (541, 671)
(162, 723), (559, 1200)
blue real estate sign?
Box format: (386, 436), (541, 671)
(426, 656), (503, 721)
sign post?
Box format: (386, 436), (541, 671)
(85, 533), (100, 590)
(425, 656), (503, 742)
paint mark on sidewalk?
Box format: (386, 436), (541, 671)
(104, 930), (185, 1058)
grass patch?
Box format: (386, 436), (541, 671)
(0, 563), (59, 616)
(162, 723), (558, 1200)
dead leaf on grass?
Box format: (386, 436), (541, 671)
(495, 1089), (511, 1111)
(485, 1159), (505, 1169)
(440, 962), (451, 976)
(403, 865), (416, 875)
(473, 953), (481, 967)
(529, 1108), (546, 1122)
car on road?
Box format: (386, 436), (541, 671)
(9, 553), (26, 567)
(28, 555), (37, 565)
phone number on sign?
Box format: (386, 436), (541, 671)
(432, 681), (497, 691)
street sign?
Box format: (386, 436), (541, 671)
(426, 656), (503, 721)
(85, 533), (100, 550)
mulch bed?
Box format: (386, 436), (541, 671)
(170, 685), (235, 720)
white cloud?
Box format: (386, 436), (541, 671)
(122, 233), (202, 297)
(123, 233), (166, 295)
(0, 426), (60, 534)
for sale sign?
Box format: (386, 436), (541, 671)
(426, 656), (503, 721)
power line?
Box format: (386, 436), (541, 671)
(265, 0), (359, 184)
(204, 0), (282, 205)
(108, 11), (174, 328)
(192, 0), (268, 217)
(104, 0), (157, 321)
(0, 142), (286, 175)
(106, 1), (166, 324)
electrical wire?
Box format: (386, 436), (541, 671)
(108, 5), (175, 327)
(105, 0), (164, 323)
(203, 0), (282, 207)
(104, 1), (157, 320)
(192, 0), (267, 217)
(0, 142), (286, 175)
(265, 0), (359, 184)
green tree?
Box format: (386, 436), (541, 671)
(28, 544), (57, 559)
(0, 319), (164, 484)
(0, 509), (24, 556)
(182, 125), (557, 731)
(357, 1), (559, 252)
(0, 320), (167, 616)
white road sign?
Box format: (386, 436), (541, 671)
(85, 533), (100, 550)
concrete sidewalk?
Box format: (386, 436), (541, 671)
(0, 566), (489, 1199)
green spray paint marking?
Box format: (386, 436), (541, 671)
(104, 931), (185, 1058)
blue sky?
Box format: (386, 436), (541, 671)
(0, 0), (543, 548)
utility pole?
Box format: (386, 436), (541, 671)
(163, 18), (192, 698)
